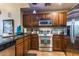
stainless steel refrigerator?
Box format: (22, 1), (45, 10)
(67, 17), (79, 44)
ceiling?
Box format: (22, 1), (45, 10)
(21, 3), (77, 13)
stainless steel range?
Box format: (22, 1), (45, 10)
(38, 27), (53, 51)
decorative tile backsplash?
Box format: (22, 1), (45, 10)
(52, 27), (67, 35)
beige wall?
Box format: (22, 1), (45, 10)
(0, 3), (29, 34)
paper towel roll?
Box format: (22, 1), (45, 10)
(24, 28), (27, 33)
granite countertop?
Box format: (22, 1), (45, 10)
(0, 34), (28, 45)
(0, 37), (14, 45)
(0, 33), (38, 45)
(53, 34), (68, 36)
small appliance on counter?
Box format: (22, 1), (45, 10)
(16, 25), (23, 35)
(23, 28), (27, 34)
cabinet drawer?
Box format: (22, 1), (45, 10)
(15, 42), (23, 56)
(16, 38), (23, 45)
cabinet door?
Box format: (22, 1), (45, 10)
(63, 12), (67, 25)
(15, 43), (23, 56)
(30, 14), (38, 26)
(23, 15), (27, 27)
(31, 35), (38, 50)
(26, 15), (31, 27)
(52, 12), (59, 26)
(59, 12), (67, 26)
(53, 36), (62, 51)
(24, 38), (28, 54)
(37, 14), (46, 19)
(61, 37), (66, 51)
(45, 13), (50, 19)
(23, 15), (31, 27)
(42, 14), (46, 19)
(28, 36), (30, 50)
(16, 38), (23, 45)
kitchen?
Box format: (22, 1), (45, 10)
(0, 3), (79, 56)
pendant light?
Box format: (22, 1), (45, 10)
(33, 9), (36, 14)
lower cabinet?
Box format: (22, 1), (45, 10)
(27, 36), (31, 50)
(53, 35), (67, 51)
(15, 37), (24, 56)
(30, 34), (39, 50)
(24, 36), (30, 55)
(53, 37), (62, 51)
(15, 42), (24, 56)
(15, 36), (30, 56)
(15, 34), (39, 56)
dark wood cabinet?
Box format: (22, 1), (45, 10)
(23, 12), (67, 27)
(23, 15), (31, 27)
(27, 35), (30, 50)
(30, 34), (39, 50)
(23, 13), (51, 27)
(53, 36), (62, 51)
(23, 14), (38, 27)
(30, 14), (38, 26)
(53, 35), (67, 51)
(37, 14), (46, 19)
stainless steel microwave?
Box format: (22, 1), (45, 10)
(39, 20), (52, 26)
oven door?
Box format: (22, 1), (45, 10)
(39, 36), (52, 51)
(41, 36), (50, 44)
(39, 36), (52, 48)
(41, 39), (50, 44)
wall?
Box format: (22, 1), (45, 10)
(0, 3), (29, 34)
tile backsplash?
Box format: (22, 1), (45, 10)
(25, 27), (67, 35)
(52, 27), (67, 35)
(26, 27), (39, 34)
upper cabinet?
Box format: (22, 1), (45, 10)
(23, 12), (67, 27)
(23, 14), (38, 27)
(23, 15), (31, 27)
(51, 12), (59, 26)
(30, 14), (38, 26)
(58, 12), (67, 26)
(37, 13), (49, 19)
(50, 12), (67, 26)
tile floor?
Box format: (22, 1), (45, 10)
(27, 50), (65, 56)
(0, 45), (15, 56)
